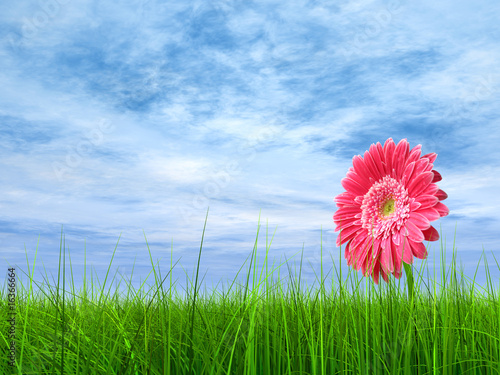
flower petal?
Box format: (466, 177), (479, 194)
(334, 195), (356, 208)
(409, 240), (428, 260)
(422, 225), (439, 241)
(435, 189), (448, 201)
(358, 235), (376, 271)
(352, 155), (371, 181)
(375, 142), (387, 174)
(380, 267), (389, 283)
(434, 202), (449, 217)
(392, 139), (409, 180)
(336, 225), (359, 246)
(334, 218), (360, 232)
(409, 211), (431, 230)
(365, 244), (379, 276)
(417, 207), (440, 221)
(431, 170), (442, 183)
(399, 235), (413, 264)
(334, 206), (361, 222)
(407, 145), (422, 165)
(383, 138), (396, 177)
(392, 241), (404, 280)
(412, 158), (430, 178)
(407, 171), (434, 197)
(361, 237), (381, 274)
(422, 183), (439, 196)
(369, 143), (386, 178)
(351, 248), (363, 270)
(422, 152), (437, 163)
(393, 268), (403, 280)
(341, 176), (367, 196)
(364, 149), (382, 181)
(349, 238), (364, 268)
(345, 240), (352, 264)
(402, 161), (415, 186)
(392, 240), (403, 276)
(351, 230), (367, 253)
(410, 198), (421, 211)
(392, 231), (401, 246)
(372, 261), (381, 285)
(347, 171), (371, 192)
(380, 237), (394, 274)
(360, 239), (382, 276)
(415, 195), (439, 209)
(404, 220), (425, 242)
(338, 223), (361, 242)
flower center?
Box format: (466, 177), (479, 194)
(360, 176), (410, 239)
(382, 198), (396, 217)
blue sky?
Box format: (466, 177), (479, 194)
(1, 0), (499, 301)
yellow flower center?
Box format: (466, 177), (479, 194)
(382, 198), (396, 217)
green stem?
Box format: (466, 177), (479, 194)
(403, 262), (414, 303)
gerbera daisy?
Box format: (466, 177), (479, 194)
(333, 138), (449, 284)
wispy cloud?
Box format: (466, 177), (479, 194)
(1, 0), (499, 296)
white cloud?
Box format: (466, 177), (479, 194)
(439, 165), (500, 219)
(140, 154), (214, 184)
(1, 0), (498, 295)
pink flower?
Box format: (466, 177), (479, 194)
(333, 138), (449, 284)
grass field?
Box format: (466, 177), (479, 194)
(2, 210), (499, 374)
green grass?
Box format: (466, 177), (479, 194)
(1, 208), (499, 374)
